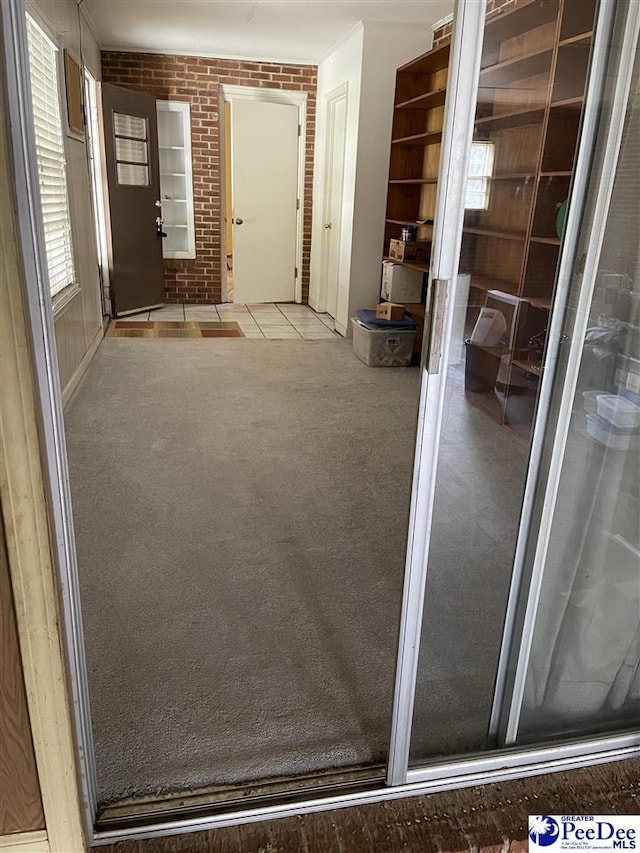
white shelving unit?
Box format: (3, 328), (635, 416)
(156, 100), (195, 259)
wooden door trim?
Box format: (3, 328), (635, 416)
(315, 81), (349, 316)
(220, 84), (307, 304)
(0, 831), (50, 852)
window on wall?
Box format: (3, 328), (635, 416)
(465, 141), (495, 210)
(26, 13), (76, 298)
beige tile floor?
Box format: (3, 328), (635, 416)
(117, 303), (339, 340)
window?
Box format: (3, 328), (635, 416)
(113, 112), (150, 186)
(26, 13), (76, 298)
(465, 141), (495, 210)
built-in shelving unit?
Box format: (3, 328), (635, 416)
(381, 0), (596, 391)
(381, 39), (450, 357)
(459, 0), (597, 436)
(156, 100), (195, 259)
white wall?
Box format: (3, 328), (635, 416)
(310, 20), (437, 335)
(26, 0), (104, 399)
(309, 24), (364, 330)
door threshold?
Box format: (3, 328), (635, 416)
(96, 764), (385, 831)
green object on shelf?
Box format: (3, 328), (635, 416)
(556, 199), (568, 239)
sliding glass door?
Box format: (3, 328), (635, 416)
(503, 5), (640, 747)
(391, 0), (640, 783)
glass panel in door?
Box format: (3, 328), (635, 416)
(407, 0), (599, 764)
(509, 28), (640, 746)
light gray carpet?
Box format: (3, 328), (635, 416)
(410, 364), (528, 762)
(65, 337), (527, 804)
(66, 338), (420, 802)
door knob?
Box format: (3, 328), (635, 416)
(324, 223), (332, 229)
(233, 217), (244, 225)
(155, 200), (162, 208)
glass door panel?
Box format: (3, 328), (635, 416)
(406, 0), (600, 765)
(508, 22), (640, 745)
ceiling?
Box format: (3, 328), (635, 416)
(82, 0), (454, 64)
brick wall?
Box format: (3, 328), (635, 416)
(101, 52), (317, 304)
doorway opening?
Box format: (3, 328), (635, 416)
(4, 0), (639, 842)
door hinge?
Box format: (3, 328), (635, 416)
(298, 124), (302, 137)
(296, 198), (300, 210)
(295, 267), (299, 278)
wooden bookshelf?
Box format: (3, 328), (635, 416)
(395, 88), (447, 111)
(392, 129), (443, 146)
(381, 0), (597, 389)
(382, 38), (450, 357)
(462, 0), (598, 435)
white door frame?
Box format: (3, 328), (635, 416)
(220, 84), (306, 304)
(83, 67), (111, 317)
(315, 81), (348, 316)
(2, 0), (639, 847)
(386, 0), (487, 786)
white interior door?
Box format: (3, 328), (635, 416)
(322, 90), (347, 319)
(231, 99), (299, 304)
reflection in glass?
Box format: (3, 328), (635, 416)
(113, 111), (147, 139)
(116, 162), (149, 186)
(409, 0), (598, 763)
(115, 137), (148, 165)
(519, 54), (640, 739)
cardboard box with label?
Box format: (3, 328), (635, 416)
(376, 302), (406, 321)
(388, 239), (430, 263)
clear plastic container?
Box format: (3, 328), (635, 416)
(596, 393), (640, 428)
(582, 390), (601, 414)
(586, 413), (640, 450)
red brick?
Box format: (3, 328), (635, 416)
(103, 49), (316, 304)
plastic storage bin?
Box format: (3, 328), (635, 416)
(351, 318), (415, 367)
(596, 393), (640, 428)
(586, 414), (640, 451)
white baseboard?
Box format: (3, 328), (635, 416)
(62, 326), (104, 408)
(0, 831), (49, 852)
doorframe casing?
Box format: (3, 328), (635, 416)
(83, 67), (111, 318)
(219, 84), (307, 304)
(386, 0), (487, 786)
(312, 81), (348, 316)
(1, 0), (95, 846)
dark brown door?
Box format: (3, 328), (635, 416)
(101, 83), (165, 315)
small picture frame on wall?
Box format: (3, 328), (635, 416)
(64, 49), (85, 139)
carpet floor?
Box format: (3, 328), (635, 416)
(65, 337), (527, 805)
(66, 338), (420, 803)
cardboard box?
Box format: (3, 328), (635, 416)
(381, 260), (423, 302)
(376, 302), (406, 321)
(388, 239), (430, 263)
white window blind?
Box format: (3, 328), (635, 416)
(26, 14), (76, 298)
